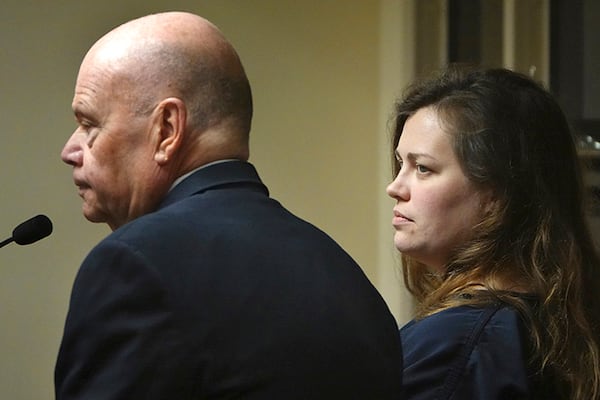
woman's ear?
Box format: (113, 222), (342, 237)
(153, 97), (186, 165)
(479, 188), (498, 215)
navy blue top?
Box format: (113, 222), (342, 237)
(401, 304), (562, 399)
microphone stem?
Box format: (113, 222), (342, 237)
(0, 237), (14, 248)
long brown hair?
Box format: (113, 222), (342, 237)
(392, 65), (600, 399)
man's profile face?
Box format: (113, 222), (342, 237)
(61, 56), (163, 230)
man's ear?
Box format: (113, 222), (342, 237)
(153, 97), (186, 165)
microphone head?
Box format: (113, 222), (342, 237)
(12, 214), (53, 245)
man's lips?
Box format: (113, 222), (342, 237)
(73, 178), (90, 196)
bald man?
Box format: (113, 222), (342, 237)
(55, 12), (403, 399)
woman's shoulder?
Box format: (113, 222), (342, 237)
(400, 304), (531, 400)
(401, 303), (527, 365)
(401, 303), (523, 341)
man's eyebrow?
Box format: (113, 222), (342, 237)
(72, 102), (92, 117)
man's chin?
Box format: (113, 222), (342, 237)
(82, 207), (108, 225)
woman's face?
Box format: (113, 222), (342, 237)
(386, 106), (489, 272)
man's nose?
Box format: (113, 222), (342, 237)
(61, 131), (83, 167)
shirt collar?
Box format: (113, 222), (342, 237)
(169, 159), (239, 192)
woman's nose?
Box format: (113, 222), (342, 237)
(386, 172), (409, 201)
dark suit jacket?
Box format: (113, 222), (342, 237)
(55, 160), (403, 399)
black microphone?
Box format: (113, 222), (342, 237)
(0, 214), (53, 249)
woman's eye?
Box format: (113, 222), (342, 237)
(416, 164), (430, 173)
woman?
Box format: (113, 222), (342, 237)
(387, 65), (600, 399)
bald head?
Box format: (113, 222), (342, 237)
(63, 12), (254, 229)
(84, 11), (252, 145)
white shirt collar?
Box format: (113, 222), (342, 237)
(168, 159), (239, 192)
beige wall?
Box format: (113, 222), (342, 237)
(0, 1), (412, 398)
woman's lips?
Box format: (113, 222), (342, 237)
(392, 209), (413, 226)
